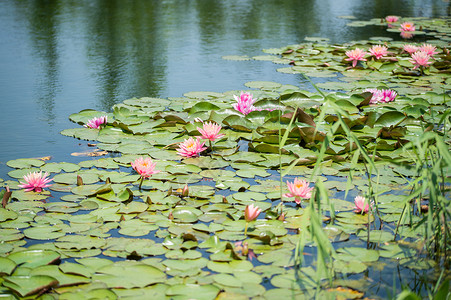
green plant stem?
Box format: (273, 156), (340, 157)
(138, 176), (144, 191)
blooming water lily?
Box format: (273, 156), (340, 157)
(403, 44), (419, 55)
(131, 157), (160, 179)
(366, 88), (397, 104)
(18, 171), (53, 192)
(385, 15), (399, 23)
(345, 48), (367, 67)
(400, 21), (415, 32)
(354, 195), (372, 214)
(419, 44), (439, 57)
(233, 92), (258, 115)
(284, 178), (314, 205)
(410, 51), (433, 69)
(177, 137), (207, 158)
(197, 121), (225, 142)
(84, 116), (108, 129)
(369, 45), (389, 60)
(131, 157), (160, 190)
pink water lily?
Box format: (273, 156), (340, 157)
(84, 116), (107, 129)
(197, 121), (225, 142)
(410, 51), (433, 69)
(385, 16), (399, 23)
(233, 92), (258, 115)
(244, 204), (262, 222)
(400, 31), (414, 39)
(18, 171), (53, 192)
(366, 88), (397, 104)
(400, 21), (415, 32)
(419, 44), (439, 57)
(177, 137), (207, 158)
(369, 45), (389, 59)
(182, 184), (189, 197)
(131, 157), (160, 179)
(403, 44), (419, 55)
(380, 89), (397, 103)
(284, 178), (314, 205)
(345, 48), (367, 67)
(354, 195), (372, 214)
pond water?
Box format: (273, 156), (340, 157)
(0, 0), (449, 298)
(0, 0), (449, 172)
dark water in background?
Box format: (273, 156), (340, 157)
(0, 0), (449, 174)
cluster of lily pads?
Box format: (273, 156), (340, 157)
(0, 16), (449, 299)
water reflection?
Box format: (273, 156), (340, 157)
(18, 0), (61, 126)
(0, 0), (449, 164)
(84, 0), (168, 110)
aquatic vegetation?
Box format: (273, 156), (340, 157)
(366, 88), (397, 104)
(400, 21), (415, 32)
(344, 48), (367, 67)
(84, 115), (107, 129)
(369, 44), (389, 59)
(197, 121), (225, 142)
(177, 137), (207, 158)
(410, 51), (433, 69)
(18, 171), (52, 192)
(0, 15), (449, 300)
(244, 203), (262, 222)
(385, 15), (399, 23)
(353, 195), (371, 214)
(403, 44), (419, 54)
(400, 31), (414, 39)
(131, 157), (160, 179)
(233, 91), (258, 115)
(181, 183), (189, 197)
(419, 43), (439, 57)
(283, 178), (313, 205)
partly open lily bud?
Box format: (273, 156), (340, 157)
(182, 184), (189, 197)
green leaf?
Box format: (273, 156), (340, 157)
(6, 158), (45, 169)
(165, 284), (220, 300)
(189, 102), (221, 114)
(92, 261), (166, 288)
(3, 275), (58, 297)
(336, 247), (379, 262)
(0, 257), (16, 275)
(8, 250), (60, 268)
(374, 111), (406, 127)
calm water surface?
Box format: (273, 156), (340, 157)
(0, 0), (449, 173)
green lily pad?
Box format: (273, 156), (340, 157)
(23, 226), (66, 240)
(244, 81), (282, 90)
(30, 265), (90, 286)
(92, 261), (166, 288)
(165, 284), (220, 300)
(172, 207), (202, 223)
(3, 275), (58, 297)
(8, 250), (60, 268)
(0, 208), (18, 222)
(53, 173), (99, 185)
(336, 247), (379, 262)
(59, 288), (118, 300)
(0, 257), (16, 275)
(59, 262), (93, 278)
(41, 162), (80, 173)
(6, 158), (45, 169)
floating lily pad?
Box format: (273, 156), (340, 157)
(8, 250), (60, 268)
(93, 261), (166, 288)
(3, 275), (58, 297)
(165, 284), (220, 300)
